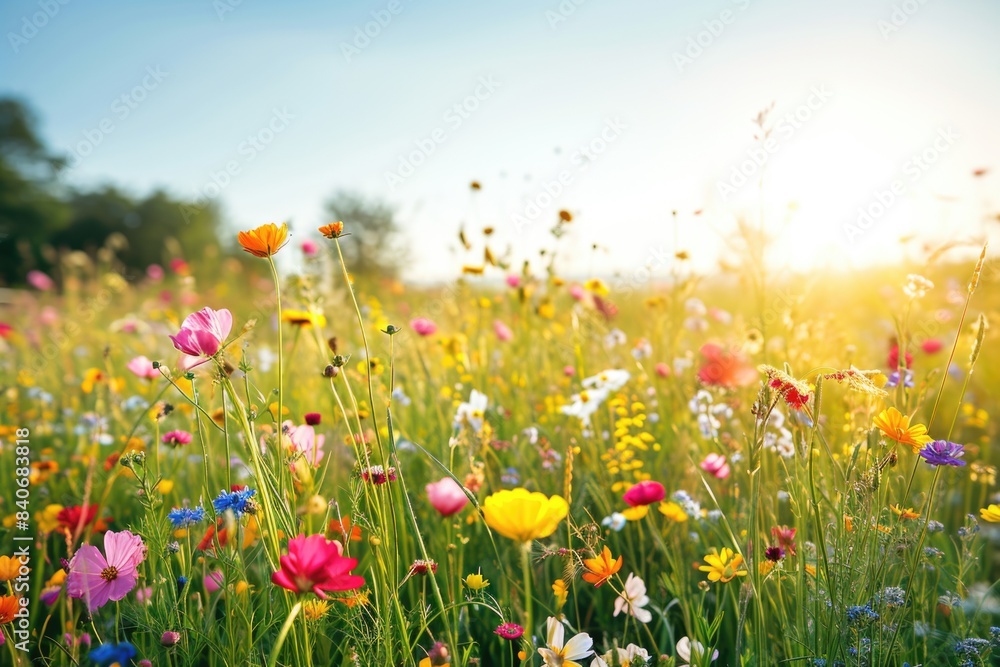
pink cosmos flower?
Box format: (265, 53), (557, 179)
(204, 570), (224, 594)
(700, 453), (731, 479)
(622, 481), (665, 507)
(127, 356), (159, 380)
(425, 477), (469, 517)
(66, 530), (146, 611)
(27, 270), (54, 291)
(301, 239), (319, 256)
(505, 274), (521, 288)
(162, 430), (193, 447)
(169, 307), (233, 364)
(287, 421), (325, 466)
(271, 534), (365, 598)
(493, 320), (513, 342)
(410, 317), (438, 337)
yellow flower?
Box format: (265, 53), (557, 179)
(581, 546), (623, 587)
(463, 570), (490, 591)
(36, 505), (64, 533)
(981, 505), (1000, 522)
(462, 265), (485, 275)
(698, 548), (747, 583)
(552, 579), (568, 609)
(318, 222), (345, 239)
(584, 278), (609, 296)
(233, 581), (251, 596)
(658, 501), (688, 523)
(44, 570), (66, 588)
(81, 368), (104, 394)
(482, 488), (568, 543)
(873, 407), (933, 453)
(303, 599), (331, 621)
(804, 564), (817, 577)
(759, 560), (775, 576)
(281, 309), (327, 328)
(621, 505), (648, 521)
(156, 479), (174, 494)
(890, 505), (920, 520)
(0, 556), (26, 582)
(237, 222), (289, 258)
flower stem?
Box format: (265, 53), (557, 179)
(267, 600), (302, 667)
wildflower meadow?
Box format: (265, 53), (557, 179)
(0, 216), (998, 667)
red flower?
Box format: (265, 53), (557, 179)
(271, 534), (365, 598)
(921, 339), (943, 355)
(771, 525), (797, 556)
(622, 480), (665, 507)
(304, 412), (322, 426)
(494, 623), (525, 640)
(697, 343), (757, 388)
(57, 504), (110, 535)
(887, 345), (913, 369)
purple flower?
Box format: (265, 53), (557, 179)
(885, 369), (914, 388)
(918, 440), (966, 467)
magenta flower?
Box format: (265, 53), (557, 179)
(493, 320), (513, 342)
(425, 477), (469, 517)
(286, 421), (325, 466)
(169, 307), (233, 362)
(27, 270), (54, 291)
(126, 356), (159, 380)
(271, 534), (365, 598)
(494, 623), (525, 640)
(162, 430), (193, 447)
(301, 239), (319, 256)
(66, 530), (146, 611)
(410, 317), (438, 337)
(146, 264), (164, 281)
(700, 453), (731, 479)
(622, 480), (665, 507)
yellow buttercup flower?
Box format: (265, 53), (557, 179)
(873, 407), (933, 453)
(584, 278), (609, 296)
(698, 548), (747, 583)
(281, 309), (327, 328)
(463, 570), (490, 591)
(237, 222), (289, 258)
(980, 505), (1000, 522)
(621, 505), (648, 521)
(482, 488), (568, 543)
(81, 368), (104, 394)
(658, 501), (688, 523)
(552, 579), (568, 609)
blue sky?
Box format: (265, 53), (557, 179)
(2, 0), (999, 279)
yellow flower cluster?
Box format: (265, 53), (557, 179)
(601, 394), (658, 493)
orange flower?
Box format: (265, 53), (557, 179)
(238, 222), (288, 258)
(328, 516), (362, 542)
(873, 407), (932, 452)
(318, 222), (345, 239)
(581, 546), (623, 587)
(891, 505), (920, 520)
(0, 595), (20, 624)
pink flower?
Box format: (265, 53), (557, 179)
(921, 338), (943, 354)
(169, 307), (233, 362)
(410, 318), (438, 337)
(493, 320), (513, 342)
(162, 430), (193, 447)
(655, 362), (671, 378)
(287, 422), (325, 466)
(127, 356), (159, 380)
(505, 274), (521, 288)
(27, 270), (54, 291)
(700, 453), (731, 479)
(425, 477), (469, 517)
(563, 365), (576, 377)
(271, 534), (365, 598)
(169, 258), (189, 275)
(66, 530), (146, 611)
(696, 343), (757, 388)
(301, 239), (319, 256)
(204, 570), (224, 594)
(40, 306), (59, 326)
(622, 481), (665, 507)
(146, 264), (164, 282)
(569, 284), (586, 301)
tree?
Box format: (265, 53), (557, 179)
(323, 191), (407, 279)
(0, 97), (71, 285)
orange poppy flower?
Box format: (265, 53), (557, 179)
(873, 407), (933, 453)
(328, 516), (362, 542)
(237, 222), (288, 258)
(0, 595), (20, 624)
(581, 545), (623, 587)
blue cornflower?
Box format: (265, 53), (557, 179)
(884, 369), (914, 388)
(846, 604), (879, 626)
(89, 641), (137, 667)
(918, 440), (966, 467)
(213, 487), (256, 518)
(812, 660), (826, 667)
(178, 576), (188, 590)
(167, 505), (206, 528)
(991, 626), (1000, 648)
(924, 546), (944, 558)
(955, 637), (990, 658)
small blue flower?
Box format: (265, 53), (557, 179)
(846, 604), (879, 626)
(167, 505), (206, 528)
(89, 641), (137, 667)
(918, 440), (966, 467)
(878, 586), (906, 607)
(213, 488), (256, 518)
(178, 576), (188, 590)
(885, 369), (914, 388)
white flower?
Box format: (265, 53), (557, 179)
(613, 572), (651, 623)
(676, 636), (719, 666)
(538, 616), (593, 667)
(631, 338), (652, 360)
(603, 329), (627, 348)
(902, 274), (934, 300)
(583, 369), (631, 392)
(560, 388), (609, 426)
(601, 512), (627, 532)
(590, 643), (650, 667)
(454, 389), (488, 432)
